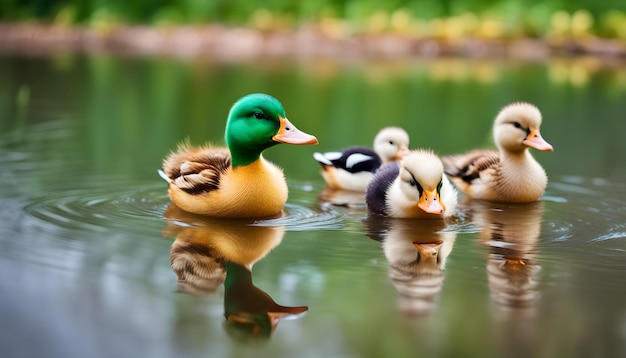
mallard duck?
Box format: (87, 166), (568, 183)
(366, 149), (458, 218)
(313, 127), (410, 192)
(441, 102), (553, 202)
(159, 93), (318, 218)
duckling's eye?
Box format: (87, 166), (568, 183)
(409, 179), (416, 187)
(253, 112), (266, 120)
(389, 141), (395, 145)
(513, 122), (522, 128)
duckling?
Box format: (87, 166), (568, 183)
(159, 93), (318, 218)
(441, 102), (553, 202)
(366, 149), (458, 218)
(313, 127), (410, 192)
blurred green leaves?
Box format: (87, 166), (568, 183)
(0, 0), (625, 39)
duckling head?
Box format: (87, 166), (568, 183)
(398, 150), (446, 215)
(493, 102), (553, 153)
(373, 127), (410, 163)
(225, 93), (318, 166)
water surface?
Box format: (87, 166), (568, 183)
(1, 54), (625, 358)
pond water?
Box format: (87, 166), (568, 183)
(1, 53), (625, 358)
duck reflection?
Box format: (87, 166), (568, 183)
(317, 187), (367, 208)
(163, 204), (308, 338)
(465, 200), (543, 317)
(365, 216), (457, 316)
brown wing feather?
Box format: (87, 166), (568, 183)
(442, 150), (500, 184)
(162, 143), (231, 194)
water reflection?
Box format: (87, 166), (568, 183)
(464, 200), (543, 317)
(317, 187), (367, 208)
(365, 217), (456, 316)
(163, 204), (308, 339)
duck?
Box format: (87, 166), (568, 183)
(159, 93), (318, 218)
(313, 126), (410, 192)
(441, 102), (553, 202)
(366, 149), (458, 218)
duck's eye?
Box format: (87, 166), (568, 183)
(253, 112), (266, 120)
(513, 122), (522, 128)
(389, 141), (395, 145)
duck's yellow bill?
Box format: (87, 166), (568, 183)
(272, 117), (318, 145)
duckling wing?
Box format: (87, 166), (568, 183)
(314, 146), (382, 173)
(441, 150), (500, 184)
(162, 145), (231, 194)
(366, 162), (400, 215)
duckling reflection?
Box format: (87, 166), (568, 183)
(465, 200), (543, 317)
(163, 204), (308, 338)
(317, 186), (367, 208)
(366, 216), (457, 316)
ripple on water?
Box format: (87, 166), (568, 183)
(21, 175), (626, 241)
(254, 203), (346, 231)
(543, 176), (626, 246)
(23, 183), (170, 235)
(23, 183), (347, 235)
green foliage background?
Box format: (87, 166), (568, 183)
(1, 0), (625, 38)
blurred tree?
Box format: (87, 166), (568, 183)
(0, 0), (624, 38)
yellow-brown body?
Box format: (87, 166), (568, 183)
(167, 155), (287, 219)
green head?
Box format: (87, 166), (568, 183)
(224, 93), (318, 167)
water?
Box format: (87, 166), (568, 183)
(1, 54), (625, 358)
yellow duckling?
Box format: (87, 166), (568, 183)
(442, 102), (554, 202)
(159, 93), (318, 218)
(313, 127), (410, 192)
(366, 149), (458, 218)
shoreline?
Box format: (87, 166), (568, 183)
(1, 22), (625, 63)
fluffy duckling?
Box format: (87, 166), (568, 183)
(441, 102), (553, 202)
(313, 127), (410, 191)
(366, 149), (458, 218)
(159, 93), (318, 218)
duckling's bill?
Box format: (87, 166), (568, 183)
(418, 189), (445, 214)
(523, 128), (553, 151)
(393, 146), (410, 161)
(272, 116), (318, 145)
